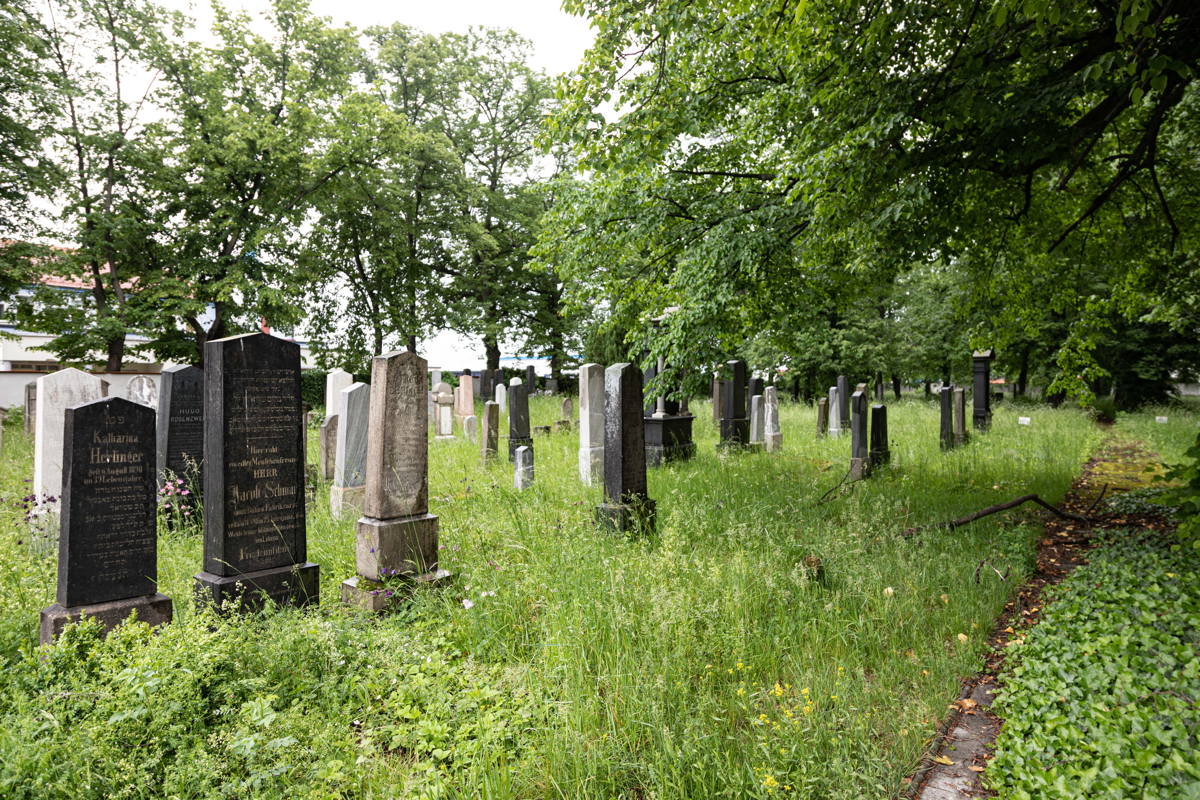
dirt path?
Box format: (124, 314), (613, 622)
(904, 434), (1176, 799)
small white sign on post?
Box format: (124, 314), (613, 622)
(1155, 416), (1168, 424)
(1018, 416), (1031, 426)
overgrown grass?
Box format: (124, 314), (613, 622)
(0, 396), (1104, 798)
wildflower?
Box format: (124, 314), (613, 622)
(957, 633), (968, 643)
(762, 775), (779, 789)
(462, 599), (474, 610)
(883, 586), (894, 597)
(772, 682), (784, 697)
(736, 687), (746, 696)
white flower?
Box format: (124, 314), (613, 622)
(883, 587), (894, 597)
(462, 599), (474, 609)
(482, 590), (496, 597)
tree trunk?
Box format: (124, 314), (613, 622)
(892, 374), (901, 400)
(941, 363), (951, 385)
(105, 336), (125, 373)
(406, 334), (417, 353)
(924, 379), (932, 397)
(484, 336), (501, 371)
(1016, 345), (1031, 397)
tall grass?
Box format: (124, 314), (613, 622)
(0, 395), (1106, 798)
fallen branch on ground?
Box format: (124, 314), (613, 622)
(902, 494), (1091, 537)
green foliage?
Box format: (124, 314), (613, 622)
(299, 370), (327, 412)
(988, 531), (1200, 799)
(1161, 429), (1200, 549)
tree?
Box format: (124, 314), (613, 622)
(0, 0), (53, 238)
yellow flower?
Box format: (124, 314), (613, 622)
(772, 682), (785, 697)
(957, 633), (969, 643)
(736, 687), (746, 696)
(800, 687), (810, 696)
(762, 775), (780, 789)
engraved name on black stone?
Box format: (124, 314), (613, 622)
(157, 365), (204, 485)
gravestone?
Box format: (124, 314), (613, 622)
(578, 363), (604, 485)
(433, 381), (454, 439)
(749, 377), (765, 401)
(939, 385), (954, 451)
(464, 415), (478, 444)
(331, 382), (370, 517)
(836, 375), (850, 426)
(718, 360), (750, 449)
(195, 333), (318, 612)
(494, 382), (507, 413)
(827, 387), (842, 437)
(764, 386), (782, 452)
(545, 377), (559, 394)
(525, 365), (537, 391)
(508, 377), (532, 461)
(455, 374), (475, 420)
(953, 386), (968, 447)
(644, 356), (694, 465)
(473, 373), (482, 397)
(711, 373), (721, 425)
(869, 404), (890, 467)
(849, 389), (869, 480)
(430, 368), (442, 388)
(325, 369), (352, 414)
(156, 364), (204, 493)
(561, 397), (573, 421)
(126, 375), (157, 407)
(35, 368), (105, 507)
(24, 381), (36, 436)
(816, 397), (829, 437)
(749, 394), (765, 446)
(343, 350), (448, 611)
(39, 397), (172, 643)
(514, 445), (534, 490)
(479, 369), (493, 402)
(596, 363), (656, 533)
(99, 379), (110, 397)
(481, 401), (499, 462)
(972, 350), (994, 431)
(319, 415), (338, 480)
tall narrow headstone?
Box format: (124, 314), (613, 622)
(455, 374), (475, 420)
(749, 394), (765, 446)
(596, 363), (655, 533)
(433, 382), (454, 440)
(836, 375), (850, 427)
(343, 350), (447, 610)
(764, 386), (782, 452)
(325, 369), (352, 414)
(973, 349), (994, 431)
(749, 377), (765, 401)
(156, 364), (204, 492)
(39, 397), (172, 643)
(953, 386), (968, 447)
(126, 375), (157, 407)
(525, 365), (537, 391)
(579, 363), (604, 485)
(34, 368), (104, 506)
(711, 373), (720, 425)
(319, 415), (338, 481)
(494, 382), (507, 413)
(331, 382), (370, 516)
(827, 387), (842, 437)
(24, 381), (36, 436)
(514, 445), (534, 490)
(481, 401), (499, 462)
(195, 333), (317, 611)
(869, 404), (890, 467)
(508, 377), (532, 461)
(430, 368), (442, 389)
(939, 385), (954, 451)
(718, 360), (750, 449)
(464, 415), (478, 443)
(849, 389), (869, 480)
(816, 397), (829, 437)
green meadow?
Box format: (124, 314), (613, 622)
(0, 397), (1115, 799)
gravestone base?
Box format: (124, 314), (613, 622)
(645, 415), (695, 466)
(508, 436), (533, 461)
(579, 447), (603, 485)
(869, 448), (891, 469)
(329, 485), (364, 517)
(717, 418), (750, 449)
(341, 570), (453, 612)
(40, 593), (173, 644)
(194, 563), (320, 613)
(974, 412), (992, 432)
(355, 513), (440, 580)
(595, 499), (657, 535)
(849, 457), (869, 482)
(765, 432), (783, 452)
(953, 432), (969, 447)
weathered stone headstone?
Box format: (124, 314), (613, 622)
(849, 389), (868, 480)
(35, 368), (104, 506)
(972, 350), (994, 431)
(718, 360), (750, 449)
(711, 373), (721, 425)
(525, 365), (537, 391)
(545, 377), (559, 394)
(816, 397), (829, 437)
(494, 382), (507, 413)
(473, 374), (482, 397)
(24, 380), (36, 436)
(331, 382), (370, 517)
(508, 377), (532, 461)
(319, 414), (338, 480)
(343, 350), (447, 610)
(433, 383), (454, 440)
(455, 374), (475, 420)
(869, 404), (890, 467)
(195, 333), (317, 611)
(749, 394), (765, 446)
(827, 386), (842, 437)
(837, 375), (850, 425)
(481, 401), (499, 462)
(953, 386), (968, 447)
(39, 397), (172, 643)
(764, 386), (782, 452)
(561, 397), (574, 420)
(579, 363), (604, 485)
(939, 385), (954, 451)
(514, 445), (534, 490)
(325, 368), (352, 414)
(156, 364), (204, 492)
(596, 363), (655, 533)
(464, 415), (478, 443)
(126, 375), (157, 407)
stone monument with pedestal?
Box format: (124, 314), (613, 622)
(643, 357), (695, 466)
(433, 382), (455, 440)
(508, 377), (532, 461)
(596, 363), (656, 534)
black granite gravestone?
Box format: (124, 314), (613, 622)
(195, 333), (318, 611)
(849, 389), (869, 479)
(508, 381), (532, 461)
(748, 377), (765, 401)
(836, 374), (850, 425)
(40, 397), (172, 642)
(973, 350), (994, 431)
(156, 364), (204, 491)
(718, 360), (750, 448)
(869, 404), (890, 467)
(525, 365), (537, 391)
(939, 386), (954, 451)
(596, 363), (655, 533)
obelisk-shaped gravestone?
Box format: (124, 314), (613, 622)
(481, 401), (499, 462)
(40, 397), (172, 643)
(816, 397), (829, 437)
(195, 333), (318, 611)
(331, 382), (369, 516)
(953, 386), (968, 447)
(973, 349), (994, 431)
(869, 404), (890, 467)
(508, 377), (532, 461)
(764, 386), (782, 452)
(35, 368), (104, 507)
(836, 375), (850, 426)
(596, 363), (656, 533)
(578, 363), (604, 485)
(939, 386), (954, 451)
(156, 365), (204, 493)
(343, 350), (447, 611)
(849, 389), (869, 480)
(827, 386), (842, 437)
(718, 360), (750, 449)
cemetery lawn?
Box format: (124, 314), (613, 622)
(0, 398), (1142, 799)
